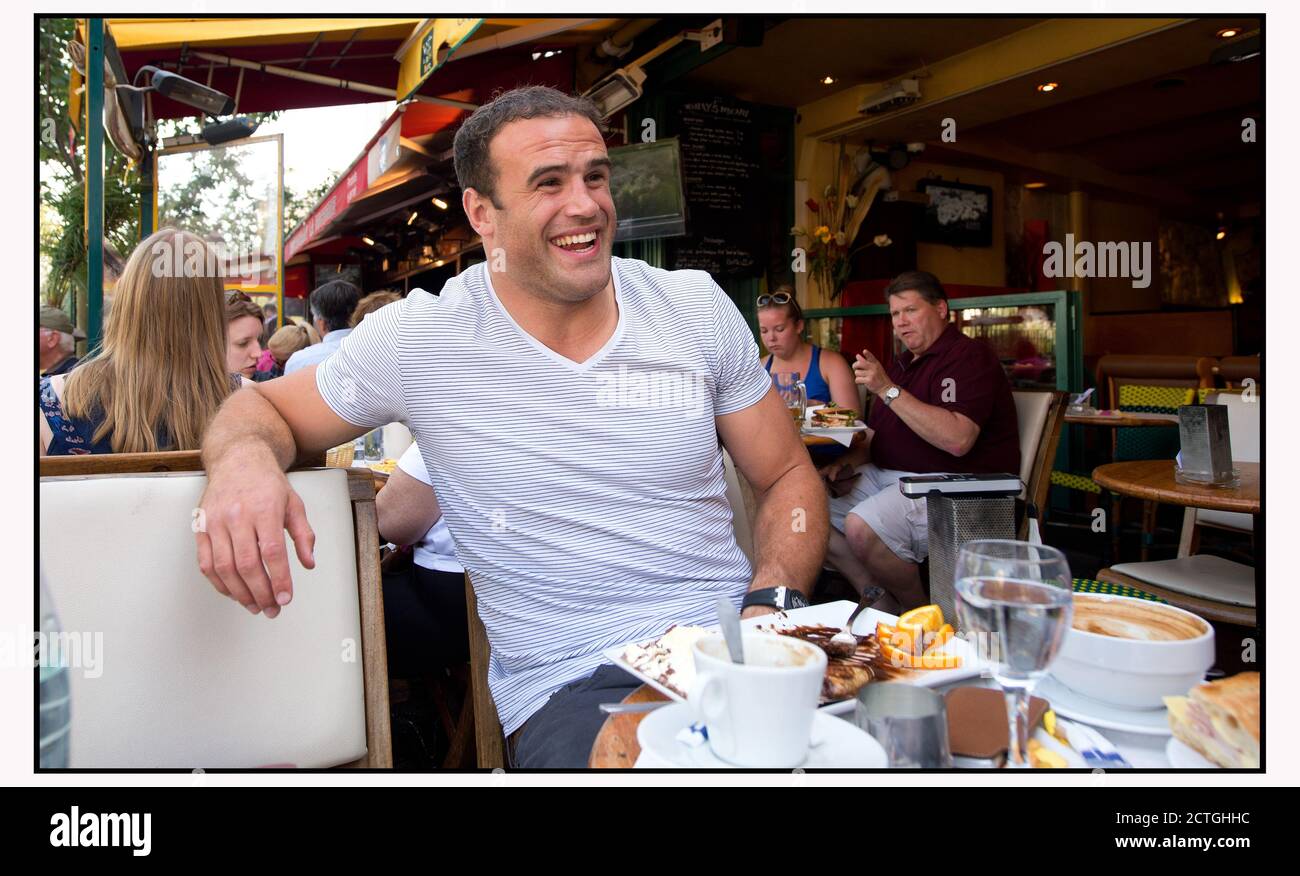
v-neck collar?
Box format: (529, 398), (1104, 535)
(484, 261), (625, 374)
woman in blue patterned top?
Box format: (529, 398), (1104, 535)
(40, 228), (245, 456)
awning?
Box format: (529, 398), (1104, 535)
(284, 96), (471, 261)
(107, 17), (617, 119)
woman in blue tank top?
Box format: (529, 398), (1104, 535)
(758, 285), (858, 410)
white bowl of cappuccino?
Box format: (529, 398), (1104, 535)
(1051, 594), (1215, 710)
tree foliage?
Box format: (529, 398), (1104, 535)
(39, 17), (283, 309)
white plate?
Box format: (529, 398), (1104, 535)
(1165, 737), (1219, 769)
(1036, 675), (1173, 736)
(604, 600), (985, 717)
(635, 703), (887, 768)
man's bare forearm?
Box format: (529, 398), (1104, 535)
(202, 386), (299, 473)
(884, 389), (977, 457)
(748, 459), (830, 598)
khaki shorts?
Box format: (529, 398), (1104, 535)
(828, 465), (930, 564)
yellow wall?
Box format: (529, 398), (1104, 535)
(894, 161), (1006, 288)
(794, 88), (1007, 304)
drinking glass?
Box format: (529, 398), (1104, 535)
(954, 540), (1073, 768)
(772, 371), (806, 424)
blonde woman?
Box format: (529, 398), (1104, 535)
(254, 323), (321, 382)
(39, 228), (244, 455)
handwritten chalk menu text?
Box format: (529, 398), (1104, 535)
(668, 95), (763, 277)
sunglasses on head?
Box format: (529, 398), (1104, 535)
(756, 292), (792, 307)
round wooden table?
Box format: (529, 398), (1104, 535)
(1091, 460), (1259, 514)
(1064, 411), (1180, 428)
(588, 686), (670, 768)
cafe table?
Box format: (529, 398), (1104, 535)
(588, 678), (1174, 769)
(1063, 410), (1181, 428)
(1092, 460), (1260, 515)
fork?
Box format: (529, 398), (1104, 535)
(828, 594), (878, 655)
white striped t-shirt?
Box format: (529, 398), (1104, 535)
(316, 257), (773, 734)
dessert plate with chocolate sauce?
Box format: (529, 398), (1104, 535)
(606, 601), (985, 717)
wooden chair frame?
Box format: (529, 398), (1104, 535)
(38, 452), (391, 768)
(1018, 390), (1068, 541)
(465, 573), (506, 768)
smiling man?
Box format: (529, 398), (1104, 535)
(820, 271), (1019, 611)
(194, 87), (826, 768)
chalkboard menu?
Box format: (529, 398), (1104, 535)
(667, 94), (765, 277)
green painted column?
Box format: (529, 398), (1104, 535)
(85, 18), (105, 352)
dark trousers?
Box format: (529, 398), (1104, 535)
(507, 665), (642, 769)
(381, 562), (470, 677)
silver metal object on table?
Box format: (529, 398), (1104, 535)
(1176, 404), (1236, 486)
(854, 683), (953, 768)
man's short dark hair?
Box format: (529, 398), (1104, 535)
(884, 270), (947, 306)
(453, 86), (606, 207)
(310, 280), (363, 333)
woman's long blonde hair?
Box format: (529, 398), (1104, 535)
(62, 228), (234, 452)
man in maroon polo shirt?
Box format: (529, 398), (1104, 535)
(822, 271), (1019, 611)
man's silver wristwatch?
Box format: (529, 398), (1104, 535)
(880, 385), (901, 406)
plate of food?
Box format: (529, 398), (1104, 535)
(605, 600), (985, 717)
(1163, 672), (1259, 768)
(802, 403), (867, 434)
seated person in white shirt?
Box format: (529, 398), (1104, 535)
(376, 443), (467, 677)
(193, 86), (827, 768)
(283, 280), (363, 375)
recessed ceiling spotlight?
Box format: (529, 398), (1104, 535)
(431, 197), (448, 210)
(821, 75), (835, 85)
(407, 211), (418, 226)
(1024, 182), (1048, 189)
(1037, 82), (1060, 93)
(1216, 28), (1240, 39)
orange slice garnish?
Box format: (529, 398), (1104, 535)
(898, 604), (944, 633)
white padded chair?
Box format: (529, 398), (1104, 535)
(1100, 391), (1258, 627)
(722, 448), (756, 563)
(1010, 390), (1067, 539)
(38, 466), (390, 768)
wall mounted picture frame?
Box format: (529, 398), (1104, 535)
(917, 178), (994, 247)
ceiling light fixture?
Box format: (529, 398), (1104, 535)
(821, 75), (835, 85)
(1024, 182), (1048, 189)
(407, 211), (418, 226)
(1216, 28), (1240, 39)
(1036, 82), (1060, 93)
(362, 236), (375, 246)
(431, 197), (448, 210)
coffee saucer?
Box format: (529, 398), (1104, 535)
(1037, 676), (1172, 736)
(635, 704), (887, 769)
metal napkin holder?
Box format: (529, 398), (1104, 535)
(1176, 404), (1236, 487)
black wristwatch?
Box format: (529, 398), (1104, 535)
(741, 586), (809, 612)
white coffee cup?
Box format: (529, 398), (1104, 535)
(689, 633), (826, 767)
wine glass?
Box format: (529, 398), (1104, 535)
(772, 372), (806, 424)
(953, 540), (1073, 768)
